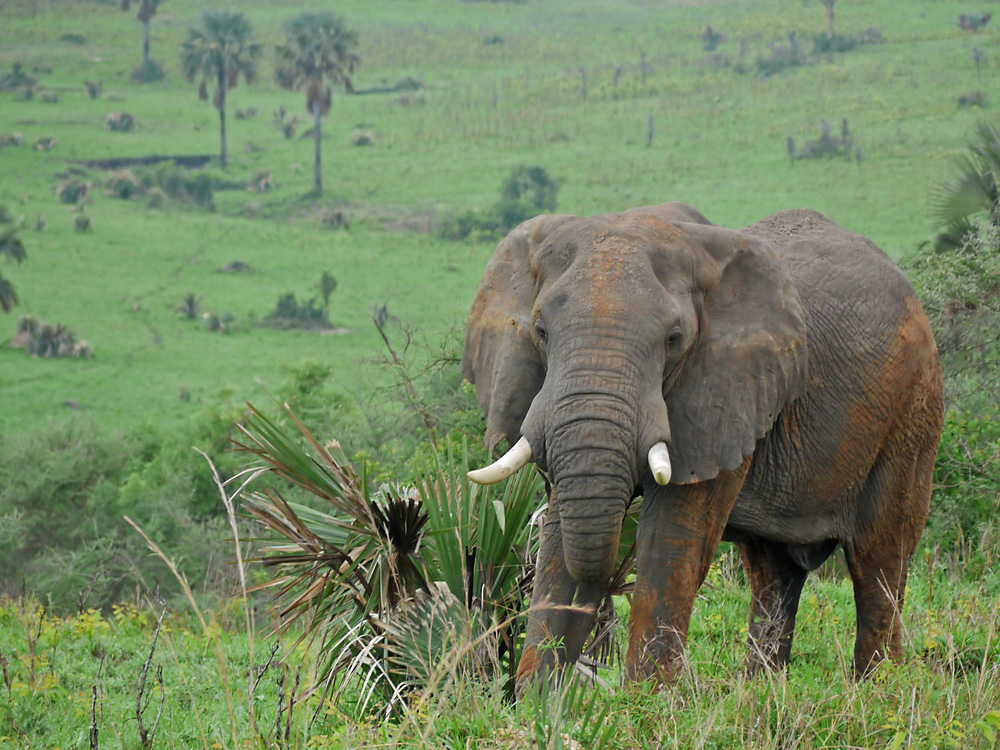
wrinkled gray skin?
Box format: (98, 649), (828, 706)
(462, 203), (944, 687)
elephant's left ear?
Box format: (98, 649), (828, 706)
(666, 225), (808, 484)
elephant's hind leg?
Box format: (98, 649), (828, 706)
(736, 539), (810, 674)
(844, 441), (935, 677)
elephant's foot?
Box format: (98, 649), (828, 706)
(624, 621), (687, 685)
(736, 539), (809, 674)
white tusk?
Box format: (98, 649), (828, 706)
(468, 436), (534, 485)
(648, 442), (672, 486)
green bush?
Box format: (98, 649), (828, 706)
(926, 412), (1000, 551)
(909, 221), (1000, 558)
(130, 58), (164, 83)
(442, 165), (559, 241)
(138, 164), (215, 209)
(0, 405), (245, 613)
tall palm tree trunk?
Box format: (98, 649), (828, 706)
(143, 19), (151, 64)
(312, 99), (323, 194)
(218, 63), (228, 166)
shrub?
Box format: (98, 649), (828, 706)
(811, 33), (857, 55)
(351, 128), (374, 146)
(442, 165), (559, 241)
(104, 112), (136, 132)
(247, 168), (274, 193)
(259, 291), (330, 330)
(105, 169), (143, 199)
(12, 316), (91, 358)
(927, 412), (1000, 551)
(500, 165), (558, 212)
(958, 91), (988, 109)
(130, 58), (165, 83)
(756, 32), (807, 76)
(908, 221), (1000, 556)
(56, 180), (90, 204)
(138, 164), (215, 209)
(0, 63), (37, 91)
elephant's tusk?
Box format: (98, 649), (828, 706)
(648, 442), (672, 485)
(468, 436), (534, 485)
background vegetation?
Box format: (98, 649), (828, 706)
(2, 0), (1000, 747)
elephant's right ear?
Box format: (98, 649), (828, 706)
(462, 215), (573, 452)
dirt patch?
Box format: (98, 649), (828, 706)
(388, 209), (439, 234)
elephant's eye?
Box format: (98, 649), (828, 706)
(535, 320), (548, 343)
(667, 327), (683, 347)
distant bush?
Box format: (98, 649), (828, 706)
(247, 168), (274, 193)
(260, 292), (331, 330)
(138, 164), (214, 209)
(73, 210), (92, 233)
(59, 33), (86, 45)
(105, 169), (143, 199)
(756, 32), (806, 76)
(0, 63), (36, 91)
(12, 316), (91, 358)
(272, 106), (298, 139)
(0, 132), (24, 151)
(351, 128), (374, 146)
(317, 207), (349, 230)
(442, 165), (559, 241)
(958, 91), (987, 109)
(104, 112), (136, 132)
(811, 33), (856, 55)
(130, 57), (164, 83)
(55, 179), (90, 204)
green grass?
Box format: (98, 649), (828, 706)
(2, 547), (998, 749)
(2, 0), (997, 435)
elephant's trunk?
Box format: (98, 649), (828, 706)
(546, 391), (639, 583)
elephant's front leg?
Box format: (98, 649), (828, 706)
(625, 461), (750, 683)
(517, 503), (606, 689)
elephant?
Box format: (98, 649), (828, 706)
(461, 202), (944, 687)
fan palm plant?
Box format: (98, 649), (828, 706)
(275, 12), (360, 194)
(181, 10), (261, 166)
(932, 118), (1000, 250)
(232, 404), (544, 715)
(0, 207), (27, 313)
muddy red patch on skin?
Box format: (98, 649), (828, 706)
(516, 645), (541, 682)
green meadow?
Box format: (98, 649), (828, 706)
(2, 0), (1000, 747)
(2, 0), (996, 434)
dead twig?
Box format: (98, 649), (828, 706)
(136, 605), (167, 748)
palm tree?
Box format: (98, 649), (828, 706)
(0, 207), (27, 313)
(821, 0), (836, 39)
(181, 10), (261, 166)
(932, 118), (1000, 249)
(276, 12), (360, 194)
(121, 0), (163, 68)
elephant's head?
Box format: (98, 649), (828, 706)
(462, 203), (808, 584)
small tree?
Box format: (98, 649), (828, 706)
(121, 0), (163, 69)
(181, 10), (261, 166)
(276, 12), (360, 194)
(0, 207), (27, 313)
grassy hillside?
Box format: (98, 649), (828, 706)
(2, 0), (997, 435)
